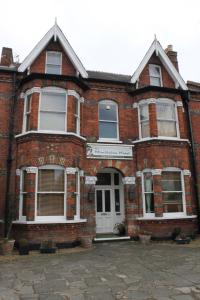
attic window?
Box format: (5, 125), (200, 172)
(46, 51), (62, 75)
(149, 64), (162, 87)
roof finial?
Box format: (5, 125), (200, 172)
(154, 34), (157, 41)
(55, 17), (57, 25)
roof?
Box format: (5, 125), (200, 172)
(18, 23), (88, 78)
(87, 71), (131, 83)
(131, 38), (188, 90)
(187, 81), (200, 92)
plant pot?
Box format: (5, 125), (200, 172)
(139, 234), (151, 245)
(19, 246), (29, 255)
(80, 236), (93, 248)
(0, 239), (15, 255)
(40, 247), (57, 254)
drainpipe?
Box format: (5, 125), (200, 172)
(4, 71), (17, 237)
(182, 90), (200, 232)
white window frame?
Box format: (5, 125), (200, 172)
(19, 168), (27, 221)
(45, 51), (62, 75)
(149, 64), (163, 87)
(23, 94), (32, 133)
(38, 87), (67, 133)
(142, 170), (155, 217)
(138, 102), (150, 139)
(98, 100), (119, 142)
(35, 165), (66, 222)
(74, 97), (80, 136)
(156, 98), (180, 139)
(162, 168), (186, 218)
(74, 170), (81, 220)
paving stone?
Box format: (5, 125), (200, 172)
(172, 295), (194, 300)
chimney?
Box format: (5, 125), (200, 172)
(165, 45), (179, 72)
(0, 47), (13, 66)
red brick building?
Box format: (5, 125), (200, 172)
(0, 23), (199, 244)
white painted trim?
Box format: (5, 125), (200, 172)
(15, 131), (87, 141)
(137, 215), (197, 220)
(13, 219), (87, 224)
(132, 137), (190, 144)
(88, 143), (134, 147)
(130, 39), (188, 90)
(94, 236), (130, 241)
(149, 64), (163, 87)
(26, 167), (37, 174)
(97, 139), (123, 143)
(18, 23), (88, 78)
(122, 177), (136, 185)
(183, 169), (191, 176)
(66, 167), (77, 174)
(152, 169), (162, 176)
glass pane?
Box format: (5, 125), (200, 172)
(40, 112), (65, 131)
(150, 65), (160, 77)
(22, 171), (29, 192)
(96, 173), (111, 185)
(157, 120), (177, 137)
(162, 172), (182, 191)
(157, 103), (175, 120)
(105, 190), (111, 212)
(145, 193), (154, 213)
(26, 95), (32, 112)
(22, 194), (27, 216)
(38, 169), (64, 192)
(115, 189), (120, 212)
(26, 114), (30, 131)
(163, 192), (183, 212)
(96, 190), (102, 212)
(150, 77), (161, 86)
(47, 52), (61, 65)
(41, 93), (66, 111)
(144, 173), (153, 192)
(99, 102), (117, 121)
(37, 194), (64, 216)
(141, 121), (150, 138)
(99, 121), (117, 139)
(114, 173), (119, 185)
(140, 104), (149, 121)
(46, 65), (61, 75)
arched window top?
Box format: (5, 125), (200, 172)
(41, 86), (66, 94)
(38, 164), (64, 170)
(98, 100), (119, 141)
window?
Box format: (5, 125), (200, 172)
(74, 171), (80, 219)
(149, 64), (162, 87)
(156, 101), (178, 137)
(46, 51), (62, 75)
(139, 103), (150, 138)
(37, 166), (65, 218)
(162, 171), (184, 213)
(39, 90), (66, 131)
(143, 172), (154, 214)
(99, 100), (119, 140)
(24, 94), (32, 132)
(19, 170), (28, 220)
(74, 97), (80, 135)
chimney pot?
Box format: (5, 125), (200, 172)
(0, 47), (13, 66)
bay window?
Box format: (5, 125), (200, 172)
(46, 51), (62, 75)
(99, 100), (119, 141)
(39, 89), (66, 131)
(139, 103), (150, 138)
(143, 172), (154, 214)
(162, 171), (184, 214)
(156, 101), (178, 137)
(19, 169), (28, 221)
(37, 165), (65, 219)
(24, 94), (32, 132)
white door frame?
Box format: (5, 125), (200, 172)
(95, 168), (124, 234)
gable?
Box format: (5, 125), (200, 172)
(131, 39), (188, 90)
(18, 24), (88, 78)
(30, 38), (76, 76)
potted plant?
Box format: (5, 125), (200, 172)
(171, 227), (191, 244)
(18, 238), (29, 255)
(0, 202), (15, 255)
(138, 230), (152, 244)
(40, 240), (57, 254)
(113, 221), (126, 236)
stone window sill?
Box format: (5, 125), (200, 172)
(13, 219), (87, 224)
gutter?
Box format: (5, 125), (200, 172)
(4, 71), (17, 237)
(182, 90), (200, 232)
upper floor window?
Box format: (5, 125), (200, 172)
(24, 94), (32, 132)
(149, 64), (162, 87)
(156, 101), (178, 137)
(143, 172), (154, 214)
(46, 51), (62, 75)
(139, 103), (150, 138)
(99, 100), (119, 141)
(39, 88), (66, 132)
(74, 97), (80, 135)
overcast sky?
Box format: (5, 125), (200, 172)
(0, 0), (200, 82)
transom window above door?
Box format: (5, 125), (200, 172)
(99, 100), (119, 141)
(46, 51), (62, 75)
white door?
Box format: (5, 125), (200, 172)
(96, 189), (113, 233)
(95, 170), (124, 234)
